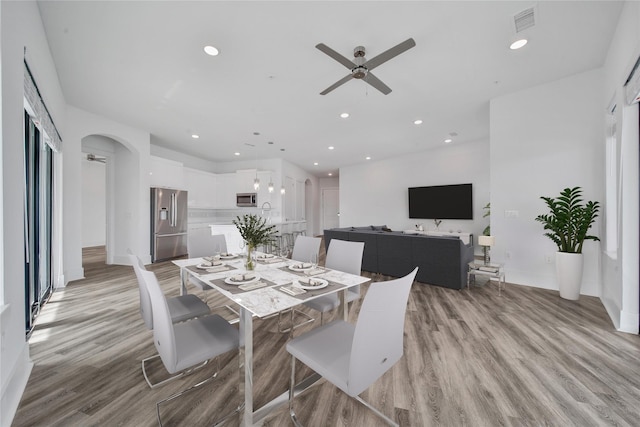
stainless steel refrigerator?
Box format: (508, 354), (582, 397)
(150, 187), (188, 262)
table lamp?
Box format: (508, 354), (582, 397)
(478, 235), (495, 265)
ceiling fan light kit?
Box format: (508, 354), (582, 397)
(316, 38), (416, 95)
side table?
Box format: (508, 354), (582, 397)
(467, 262), (506, 295)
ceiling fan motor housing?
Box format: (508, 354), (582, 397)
(352, 47), (367, 78)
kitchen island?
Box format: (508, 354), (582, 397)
(207, 221), (307, 254)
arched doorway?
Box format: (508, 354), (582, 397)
(80, 134), (137, 268)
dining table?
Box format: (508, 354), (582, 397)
(172, 252), (371, 426)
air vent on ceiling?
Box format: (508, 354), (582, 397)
(514, 7), (536, 33)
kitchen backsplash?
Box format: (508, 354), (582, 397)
(188, 208), (281, 225)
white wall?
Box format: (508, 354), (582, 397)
(339, 139), (490, 239)
(65, 106), (152, 270)
(150, 143), (218, 173)
(81, 158), (106, 247)
(490, 68), (605, 297)
(0, 2), (66, 425)
(601, 0), (640, 333)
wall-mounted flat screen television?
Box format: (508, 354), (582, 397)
(408, 183), (473, 219)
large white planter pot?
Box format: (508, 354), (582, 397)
(555, 252), (584, 300)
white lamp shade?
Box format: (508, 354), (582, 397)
(478, 235), (495, 247)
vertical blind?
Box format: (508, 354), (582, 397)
(23, 60), (62, 152)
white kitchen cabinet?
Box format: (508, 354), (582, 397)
(235, 169), (257, 194)
(184, 167), (217, 207)
(149, 156), (184, 189)
(216, 173), (237, 208)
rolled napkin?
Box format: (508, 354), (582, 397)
(292, 262), (313, 269)
(298, 277), (321, 287)
(230, 273), (256, 282)
(201, 259), (223, 267)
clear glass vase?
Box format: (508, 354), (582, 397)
(245, 243), (255, 271)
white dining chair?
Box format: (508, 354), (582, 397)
(277, 235), (322, 333)
(302, 239), (364, 324)
(129, 254), (212, 388)
(186, 231), (240, 318)
(141, 269), (241, 426)
(188, 229), (228, 259)
(290, 235), (321, 263)
(287, 267), (418, 427)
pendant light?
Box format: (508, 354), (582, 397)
(280, 186), (286, 195)
(268, 176), (274, 193)
(253, 171), (260, 191)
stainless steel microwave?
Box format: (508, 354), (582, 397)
(236, 193), (257, 207)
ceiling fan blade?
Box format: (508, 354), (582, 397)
(316, 43), (357, 69)
(363, 72), (392, 95)
(363, 38), (416, 71)
(320, 74), (354, 95)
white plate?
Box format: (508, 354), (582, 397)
(220, 254), (237, 259)
(296, 278), (328, 290)
(197, 262), (223, 269)
(256, 253), (275, 259)
(289, 263), (313, 272)
(224, 273), (259, 285)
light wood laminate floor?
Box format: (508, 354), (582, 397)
(12, 246), (640, 426)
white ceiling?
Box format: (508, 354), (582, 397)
(37, 1), (623, 177)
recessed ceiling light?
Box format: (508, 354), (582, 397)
(204, 45), (219, 56)
(365, 156), (371, 160)
(328, 146), (334, 150)
(234, 152), (240, 156)
(340, 112), (350, 118)
(414, 119), (423, 125)
(191, 134), (199, 139)
(444, 138), (453, 144)
(510, 39), (528, 50)
(328, 173), (333, 176)
(314, 162), (319, 166)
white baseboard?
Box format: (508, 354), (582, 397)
(64, 267), (85, 286)
(619, 308), (639, 334)
(1, 343), (33, 427)
(601, 296), (621, 330)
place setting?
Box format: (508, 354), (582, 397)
(210, 271), (277, 294)
(185, 256), (237, 275)
(281, 253), (326, 277)
(277, 271), (344, 299)
(255, 252), (285, 264)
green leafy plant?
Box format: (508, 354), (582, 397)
(232, 214), (276, 248)
(535, 187), (600, 253)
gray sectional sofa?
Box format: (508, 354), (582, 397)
(323, 226), (474, 290)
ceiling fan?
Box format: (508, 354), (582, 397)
(316, 38), (416, 95)
(86, 153), (106, 163)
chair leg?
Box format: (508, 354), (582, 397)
(277, 309), (314, 334)
(353, 395), (399, 427)
(289, 355), (304, 427)
(156, 358), (241, 426)
(142, 354), (209, 389)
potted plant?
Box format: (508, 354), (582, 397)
(232, 214), (276, 270)
(535, 187), (600, 300)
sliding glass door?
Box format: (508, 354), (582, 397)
(24, 110), (54, 336)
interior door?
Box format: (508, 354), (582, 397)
(321, 188), (340, 231)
